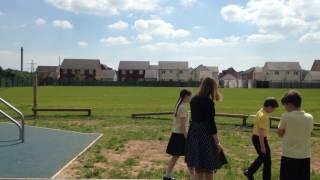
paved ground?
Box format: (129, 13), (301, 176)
(0, 123), (101, 178)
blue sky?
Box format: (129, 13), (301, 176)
(1, 0), (320, 71)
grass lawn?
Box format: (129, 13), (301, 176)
(0, 86), (320, 179)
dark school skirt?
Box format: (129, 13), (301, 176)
(185, 122), (227, 172)
(166, 133), (186, 156)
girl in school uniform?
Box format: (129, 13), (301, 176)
(186, 77), (227, 180)
(163, 89), (192, 180)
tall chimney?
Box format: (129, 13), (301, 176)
(21, 47), (23, 72)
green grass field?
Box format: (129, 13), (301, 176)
(0, 86), (320, 179)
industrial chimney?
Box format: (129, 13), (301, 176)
(21, 47), (23, 72)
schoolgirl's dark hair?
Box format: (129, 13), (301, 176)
(174, 89), (192, 117)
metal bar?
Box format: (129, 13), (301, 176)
(0, 110), (23, 141)
(0, 98), (25, 142)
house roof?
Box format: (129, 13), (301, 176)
(193, 64), (219, 73)
(311, 60), (320, 71)
(119, 61), (150, 70)
(158, 61), (188, 70)
(220, 74), (237, 80)
(264, 62), (302, 71)
(307, 71), (320, 81)
(36, 66), (59, 72)
(61, 59), (100, 70)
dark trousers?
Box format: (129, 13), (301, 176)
(247, 135), (271, 180)
(280, 156), (310, 180)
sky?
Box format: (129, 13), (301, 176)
(0, 0), (320, 71)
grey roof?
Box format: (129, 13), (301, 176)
(311, 60), (320, 71)
(61, 59), (100, 69)
(254, 67), (264, 73)
(206, 66), (219, 72)
(307, 71), (320, 80)
(159, 61), (188, 70)
(119, 61), (150, 70)
(220, 74), (237, 80)
(264, 62), (302, 71)
(36, 66), (59, 72)
(193, 64), (219, 72)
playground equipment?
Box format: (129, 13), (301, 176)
(0, 98), (25, 143)
(31, 74), (92, 117)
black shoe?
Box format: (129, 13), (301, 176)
(163, 176), (176, 180)
(243, 170), (254, 180)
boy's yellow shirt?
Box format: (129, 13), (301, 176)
(253, 108), (270, 136)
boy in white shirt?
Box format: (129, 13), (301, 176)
(278, 90), (314, 180)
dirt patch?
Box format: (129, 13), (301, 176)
(312, 138), (320, 172)
(55, 140), (188, 178)
(101, 140), (187, 177)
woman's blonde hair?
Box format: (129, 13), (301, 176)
(197, 77), (221, 101)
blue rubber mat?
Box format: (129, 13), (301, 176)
(0, 123), (102, 178)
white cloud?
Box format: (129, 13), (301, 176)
(52, 20), (73, 29)
(137, 34), (153, 43)
(163, 6), (175, 15)
(0, 11), (4, 16)
(299, 31), (320, 42)
(142, 36), (240, 51)
(100, 36), (131, 46)
(77, 41), (88, 47)
(134, 18), (190, 39)
(47, 0), (160, 16)
(221, 0), (314, 37)
(108, 21), (129, 30)
(35, 18), (47, 26)
(247, 34), (284, 43)
(180, 0), (197, 7)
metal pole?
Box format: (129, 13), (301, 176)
(33, 73), (38, 117)
(21, 47), (23, 72)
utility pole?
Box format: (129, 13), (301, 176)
(28, 60), (37, 73)
(20, 47), (23, 72)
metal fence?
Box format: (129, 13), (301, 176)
(0, 78), (32, 88)
(2, 78), (320, 88)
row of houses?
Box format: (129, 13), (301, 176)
(118, 61), (219, 82)
(36, 59), (320, 84)
(36, 59), (117, 82)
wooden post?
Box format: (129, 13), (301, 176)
(242, 117), (247, 127)
(33, 73), (38, 117)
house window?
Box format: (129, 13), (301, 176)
(294, 72), (299, 75)
(275, 71), (279, 75)
(122, 70), (126, 75)
(287, 72), (290, 75)
(129, 70), (133, 74)
(169, 70), (173, 74)
(139, 70), (143, 75)
(161, 70), (166, 74)
(179, 70), (183, 74)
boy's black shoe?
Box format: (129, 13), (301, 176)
(163, 176), (176, 180)
(243, 170), (254, 180)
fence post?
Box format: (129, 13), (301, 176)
(242, 117), (247, 127)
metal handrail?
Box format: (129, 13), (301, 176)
(0, 98), (25, 143)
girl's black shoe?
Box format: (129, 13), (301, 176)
(243, 170), (254, 180)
